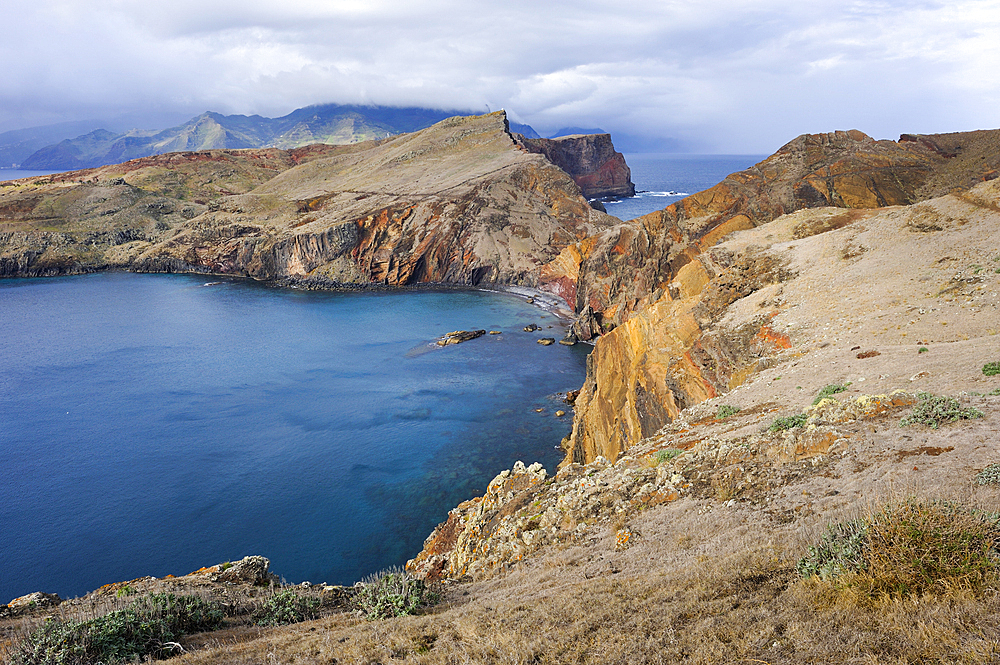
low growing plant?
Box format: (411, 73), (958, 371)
(254, 589), (320, 626)
(899, 393), (984, 429)
(354, 568), (438, 621)
(716, 404), (740, 419)
(976, 463), (1000, 486)
(769, 413), (808, 432)
(798, 499), (1000, 597)
(653, 448), (684, 464)
(984, 361), (1000, 376)
(918, 346), (929, 354)
(14, 593), (223, 665)
(812, 384), (848, 405)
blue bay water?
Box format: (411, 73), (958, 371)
(603, 153), (766, 221)
(0, 274), (588, 602)
(0, 153), (755, 603)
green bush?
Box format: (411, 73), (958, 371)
(716, 404), (740, 419)
(899, 393), (984, 429)
(984, 362), (1000, 376)
(918, 346), (929, 353)
(253, 589), (320, 626)
(769, 413), (808, 432)
(14, 593), (222, 664)
(354, 569), (438, 621)
(812, 384), (848, 405)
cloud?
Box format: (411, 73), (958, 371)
(1, 0), (998, 152)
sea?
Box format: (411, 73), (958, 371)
(0, 154), (763, 603)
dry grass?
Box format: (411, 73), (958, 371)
(166, 499), (1000, 665)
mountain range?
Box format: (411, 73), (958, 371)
(4, 105), (541, 171)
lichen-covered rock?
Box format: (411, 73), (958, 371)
(215, 555), (279, 585)
(4, 591), (62, 615)
(407, 456), (682, 582)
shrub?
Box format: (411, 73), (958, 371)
(253, 589), (320, 626)
(918, 346), (929, 353)
(769, 413), (808, 432)
(899, 393), (984, 429)
(14, 593), (222, 664)
(716, 404), (740, 419)
(984, 362), (1000, 376)
(812, 384), (848, 405)
(354, 569), (438, 621)
(798, 499), (1000, 597)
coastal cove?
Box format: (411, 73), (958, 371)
(0, 273), (588, 602)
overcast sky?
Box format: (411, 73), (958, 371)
(3, 0), (999, 153)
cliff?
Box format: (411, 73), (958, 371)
(0, 112), (616, 288)
(517, 133), (635, 199)
(560, 128), (1000, 464)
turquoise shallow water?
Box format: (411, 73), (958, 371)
(0, 273), (587, 601)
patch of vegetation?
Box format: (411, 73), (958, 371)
(354, 569), (439, 621)
(797, 518), (869, 581)
(799, 499), (1000, 596)
(769, 413), (808, 432)
(983, 361), (1000, 376)
(899, 393), (984, 429)
(716, 404), (740, 419)
(653, 448), (684, 464)
(14, 593), (223, 664)
(991, 387), (1000, 396)
(254, 589), (321, 626)
(812, 384), (848, 405)
(976, 463), (1000, 486)
(918, 346), (929, 354)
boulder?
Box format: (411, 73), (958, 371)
(215, 555), (279, 585)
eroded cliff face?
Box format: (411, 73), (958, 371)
(560, 128), (1000, 465)
(517, 133), (635, 199)
(0, 112), (617, 288)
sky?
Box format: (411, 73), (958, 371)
(2, 0), (999, 153)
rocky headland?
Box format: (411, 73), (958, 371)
(0, 111), (617, 288)
(4, 119), (1000, 664)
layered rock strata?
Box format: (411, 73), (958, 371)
(559, 129), (1000, 464)
(0, 112), (617, 289)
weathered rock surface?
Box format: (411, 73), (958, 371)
(517, 133), (635, 199)
(557, 128), (1000, 465)
(0, 112), (618, 289)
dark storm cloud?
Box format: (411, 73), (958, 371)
(2, 0), (998, 152)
